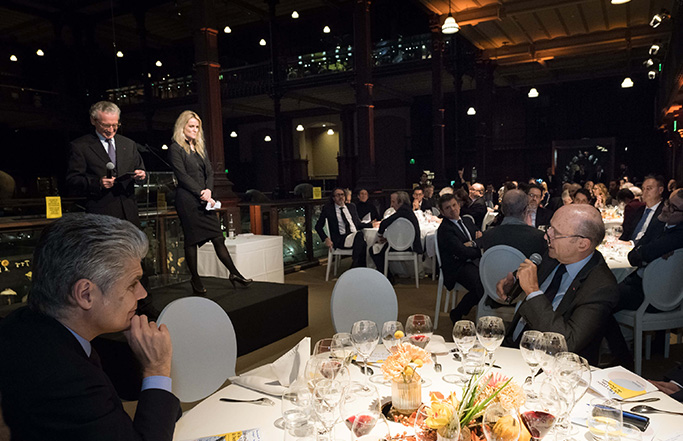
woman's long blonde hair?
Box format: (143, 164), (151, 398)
(173, 110), (206, 157)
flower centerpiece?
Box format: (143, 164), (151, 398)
(381, 341), (431, 414)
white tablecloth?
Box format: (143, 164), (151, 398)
(197, 235), (284, 283)
(600, 241), (637, 283)
(172, 345), (683, 441)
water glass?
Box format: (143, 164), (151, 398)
(587, 398), (622, 441)
(483, 402), (521, 441)
(381, 321), (404, 353)
(405, 314), (433, 349)
(444, 320), (476, 383)
(476, 316), (505, 365)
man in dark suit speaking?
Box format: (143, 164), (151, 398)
(0, 213), (180, 440)
(66, 101), (147, 227)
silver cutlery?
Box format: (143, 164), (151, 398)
(351, 359), (374, 375)
(220, 397), (275, 406)
(615, 397), (660, 404)
(431, 353), (442, 372)
(630, 404), (683, 416)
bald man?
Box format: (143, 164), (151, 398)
(497, 204), (619, 365)
(461, 182), (487, 228)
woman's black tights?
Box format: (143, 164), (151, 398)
(185, 238), (244, 280)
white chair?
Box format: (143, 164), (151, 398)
(330, 267), (399, 333)
(476, 245), (526, 323)
(383, 207), (396, 219)
(433, 236), (464, 329)
(613, 249), (683, 375)
(158, 297), (237, 403)
(462, 214), (475, 226)
(322, 219), (354, 281)
(383, 218), (420, 288)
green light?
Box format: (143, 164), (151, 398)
(675, 121), (678, 132)
(659, 64), (662, 72)
(409, 158), (415, 165)
(224, 169), (229, 173)
(219, 74), (224, 80)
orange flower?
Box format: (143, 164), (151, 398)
(381, 342), (431, 382)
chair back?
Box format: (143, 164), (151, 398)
(330, 268), (398, 333)
(462, 214), (475, 226)
(384, 218), (416, 252)
(158, 297), (237, 403)
(642, 248), (683, 311)
(479, 245), (526, 303)
(383, 207), (396, 219)
(430, 206), (440, 217)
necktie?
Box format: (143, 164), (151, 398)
(631, 208), (652, 241)
(457, 219), (472, 241)
(339, 206), (352, 235)
(544, 264), (567, 303)
(106, 138), (116, 164)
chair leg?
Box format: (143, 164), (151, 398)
(664, 331), (671, 359)
(645, 333), (651, 361)
(384, 257), (389, 278)
(334, 254), (340, 276)
(443, 291), (451, 313)
(434, 282), (443, 330)
(634, 324), (643, 376)
(326, 252), (333, 281)
(414, 255), (419, 289)
(432, 258), (436, 281)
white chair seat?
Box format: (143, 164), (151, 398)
(477, 245), (526, 323)
(326, 247), (353, 281)
(383, 217), (420, 288)
(158, 297), (237, 403)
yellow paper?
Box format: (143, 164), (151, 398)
(45, 196), (62, 219)
(313, 187), (322, 199)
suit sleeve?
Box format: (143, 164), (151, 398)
(170, 143), (204, 198)
(66, 142), (102, 197)
(204, 152), (215, 192)
(131, 142), (147, 183)
(315, 206), (329, 242)
(627, 227), (683, 267)
(441, 223), (481, 261)
(378, 212), (398, 235)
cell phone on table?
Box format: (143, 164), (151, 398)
(622, 409), (650, 431)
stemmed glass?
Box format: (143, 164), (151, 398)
(280, 379), (313, 435)
(551, 352), (591, 438)
(304, 356), (348, 392)
(483, 402), (521, 441)
(312, 379), (344, 441)
(444, 320), (476, 384)
(332, 332), (356, 368)
(405, 314), (433, 349)
(351, 415), (391, 441)
(518, 380), (562, 441)
(340, 382), (381, 437)
(476, 316), (505, 366)
(519, 330), (544, 396)
(381, 321), (405, 353)
(537, 333), (567, 379)
(351, 320), (380, 383)
(587, 398), (622, 441)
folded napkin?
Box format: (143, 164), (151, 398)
(205, 200), (222, 211)
(426, 334), (448, 355)
(229, 337), (310, 396)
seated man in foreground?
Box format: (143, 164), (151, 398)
(498, 204), (619, 365)
(0, 213), (180, 440)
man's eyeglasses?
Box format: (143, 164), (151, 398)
(664, 199), (683, 213)
(95, 121), (121, 130)
(333, 192), (345, 198)
(545, 225), (588, 241)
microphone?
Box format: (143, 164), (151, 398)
(106, 162), (115, 179)
(504, 253), (543, 304)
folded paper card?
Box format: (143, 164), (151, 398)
(229, 337), (310, 396)
(183, 428), (262, 441)
(590, 366), (658, 400)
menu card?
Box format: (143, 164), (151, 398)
(590, 366), (657, 399)
(184, 428), (262, 441)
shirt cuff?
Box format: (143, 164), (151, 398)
(142, 376), (173, 393)
(525, 290), (544, 301)
(671, 380), (683, 389)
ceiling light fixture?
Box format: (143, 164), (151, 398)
(161, 144), (168, 150)
(650, 10), (670, 28)
(116, 50), (124, 58)
(323, 26), (331, 34)
(467, 107), (476, 115)
(648, 70), (656, 80)
(621, 77), (634, 88)
(10, 55), (18, 62)
(442, 0), (459, 34)
(644, 58), (654, 67)
(327, 128), (334, 135)
(296, 124), (304, 132)
(649, 44), (660, 55)
(259, 39), (267, 46)
(291, 11), (299, 19)
(36, 49), (44, 56)
(224, 26), (232, 33)
(610, 0), (630, 4)
(230, 131), (238, 138)
(155, 60), (163, 67)
(528, 87), (539, 98)
(264, 135), (272, 142)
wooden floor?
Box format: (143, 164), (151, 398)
(0, 260), (680, 439)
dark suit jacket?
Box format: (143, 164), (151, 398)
(356, 200), (380, 222)
(315, 202), (367, 249)
(507, 251), (619, 365)
(169, 142), (213, 199)
(438, 217), (482, 291)
(414, 199), (433, 212)
(533, 207), (553, 228)
(462, 197), (487, 228)
(665, 364), (683, 402)
(0, 307), (180, 440)
(477, 220), (548, 257)
(378, 205), (423, 254)
(627, 223), (683, 268)
(620, 202), (664, 242)
(66, 133), (146, 226)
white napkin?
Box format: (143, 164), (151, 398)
(362, 212), (372, 223)
(205, 200), (222, 211)
(426, 334), (448, 355)
(229, 337), (310, 396)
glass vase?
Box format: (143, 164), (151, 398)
(391, 378), (422, 414)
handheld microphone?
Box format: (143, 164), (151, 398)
(106, 162), (115, 179)
(504, 253), (543, 304)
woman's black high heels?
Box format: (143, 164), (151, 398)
(229, 274), (253, 288)
(190, 278), (207, 295)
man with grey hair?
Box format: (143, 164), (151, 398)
(497, 204), (619, 364)
(0, 214), (180, 439)
(461, 182), (487, 228)
(67, 101), (147, 227)
(478, 189), (548, 257)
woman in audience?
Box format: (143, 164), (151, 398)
(592, 183), (612, 208)
(170, 110), (252, 294)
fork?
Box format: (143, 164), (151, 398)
(220, 397), (275, 406)
(431, 353), (442, 372)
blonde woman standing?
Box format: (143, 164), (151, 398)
(170, 110), (252, 294)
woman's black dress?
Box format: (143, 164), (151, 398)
(170, 142), (222, 246)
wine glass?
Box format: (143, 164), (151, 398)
(551, 352), (591, 437)
(381, 321), (404, 353)
(518, 380), (562, 441)
(314, 338), (337, 357)
(351, 414), (391, 441)
(405, 314), (433, 349)
(414, 401), (459, 441)
(312, 379), (344, 441)
(444, 320), (476, 384)
(519, 330), (544, 396)
(280, 379), (313, 434)
(340, 382), (381, 437)
(351, 320), (380, 383)
(587, 398), (622, 441)
(304, 356), (345, 392)
(476, 316), (505, 366)
(537, 332), (567, 379)
(483, 402), (521, 441)
(332, 332), (356, 367)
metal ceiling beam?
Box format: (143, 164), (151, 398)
(224, 0), (268, 19)
(284, 92), (344, 111)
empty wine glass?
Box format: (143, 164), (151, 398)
(444, 320), (476, 384)
(312, 379), (344, 441)
(483, 402), (521, 441)
(351, 320), (380, 383)
(476, 316), (505, 366)
(381, 321), (404, 353)
(551, 351), (591, 438)
(519, 330), (544, 396)
(332, 332), (356, 367)
(314, 338), (337, 357)
(340, 382), (381, 437)
(538, 333), (567, 379)
(518, 379), (562, 441)
(405, 314), (432, 349)
(587, 398), (622, 441)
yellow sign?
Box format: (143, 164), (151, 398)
(313, 187), (322, 199)
(45, 196), (62, 219)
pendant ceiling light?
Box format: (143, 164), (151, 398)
(528, 88), (539, 98)
(621, 77), (634, 88)
(442, 0), (460, 34)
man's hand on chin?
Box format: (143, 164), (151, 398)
(125, 315), (172, 378)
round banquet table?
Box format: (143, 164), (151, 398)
(600, 242), (637, 283)
(172, 345), (683, 441)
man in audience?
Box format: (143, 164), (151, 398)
(573, 188), (592, 204)
(650, 364), (683, 402)
(525, 183), (552, 228)
(478, 190), (548, 257)
(315, 187), (372, 269)
(498, 204), (619, 365)
(620, 175), (665, 243)
(462, 182), (487, 228)
(412, 186), (433, 212)
(423, 184), (439, 209)
(0, 214), (180, 439)
(484, 183), (499, 209)
(356, 188), (379, 224)
(437, 194), (484, 323)
(371, 191), (422, 280)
